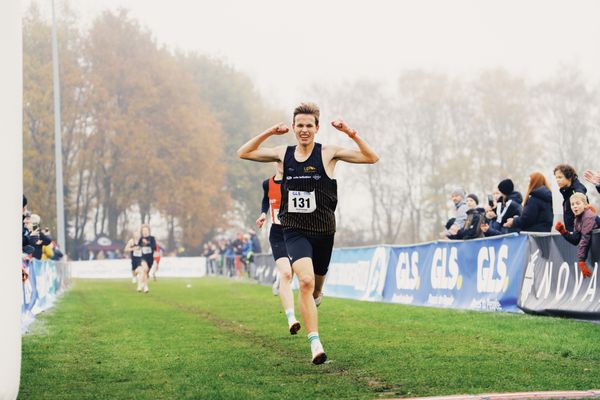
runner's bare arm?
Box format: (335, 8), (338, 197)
(330, 120), (379, 164)
(237, 124), (289, 162)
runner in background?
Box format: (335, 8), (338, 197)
(151, 242), (162, 281)
(124, 232), (142, 285)
(256, 162), (301, 335)
(138, 224), (157, 293)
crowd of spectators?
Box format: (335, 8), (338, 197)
(441, 165), (600, 277)
(202, 229), (262, 278)
(21, 195), (64, 282)
(442, 165), (600, 241)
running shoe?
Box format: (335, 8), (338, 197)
(143, 285), (149, 293)
(314, 293), (323, 307)
(272, 280), (280, 296)
(311, 341), (327, 365)
(289, 321), (301, 335)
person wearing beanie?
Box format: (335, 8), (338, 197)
(481, 179), (523, 237)
(504, 172), (553, 233)
(554, 164), (587, 232)
(448, 193), (485, 240)
(497, 179), (514, 197)
(555, 192), (599, 278)
(466, 193), (479, 205)
(441, 187), (468, 238)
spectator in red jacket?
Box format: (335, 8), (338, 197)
(555, 192), (600, 278)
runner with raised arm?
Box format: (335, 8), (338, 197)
(238, 102), (379, 364)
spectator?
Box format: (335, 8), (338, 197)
(248, 229), (262, 254)
(28, 214), (52, 260)
(440, 188), (468, 239)
(554, 163), (587, 232)
(583, 169), (600, 195)
(22, 210), (33, 255)
(448, 193), (485, 240)
(555, 192), (600, 278)
(505, 172), (553, 233)
(481, 179), (522, 237)
(50, 240), (64, 261)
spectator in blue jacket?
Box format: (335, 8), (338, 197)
(481, 178), (523, 237)
(554, 164), (587, 232)
(583, 169), (600, 195)
(504, 172), (553, 233)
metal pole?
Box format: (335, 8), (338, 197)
(51, 0), (66, 253)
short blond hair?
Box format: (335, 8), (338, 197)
(570, 192), (588, 204)
(293, 102), (320, 126)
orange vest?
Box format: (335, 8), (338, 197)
(268, 177), (282, 225)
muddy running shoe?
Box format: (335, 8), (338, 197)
(311, 341), (327, 365)
(289, 321), (301, 335)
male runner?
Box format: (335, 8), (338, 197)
(238, 102), (379, 364)
(256, 162), (301, 335)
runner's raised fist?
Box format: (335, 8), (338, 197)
(270, 123), (289, 135)
(331, 119), (356, 137)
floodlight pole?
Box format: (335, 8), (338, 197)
(51, 0), (66, 253)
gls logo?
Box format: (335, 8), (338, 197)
(395, 251), (420, 290)
(431, 247), (462, 290)
(476, 245), (509, 293)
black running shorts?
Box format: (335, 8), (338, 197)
(269, 224), (288, 261)
(131, 257), (141, 270)
(283, 229), (334, 276)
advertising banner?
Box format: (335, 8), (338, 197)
(253, 254), (277, 285)
(325, 246), (390, 301)
(70, 257), (206, 278)
(383, 235), (529, 312)
(518, 232), (600, 318)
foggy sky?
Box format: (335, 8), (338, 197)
(27, 0), (600, 110)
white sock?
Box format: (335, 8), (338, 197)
(308, 332), (321, 351)
(285, 308), (296, 324)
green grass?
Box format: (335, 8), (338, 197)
(19, 278), (600, 399)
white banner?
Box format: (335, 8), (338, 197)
(70, 257), (207, 278)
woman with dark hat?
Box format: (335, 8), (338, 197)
(481, 178), (522, 237)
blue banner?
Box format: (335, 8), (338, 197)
(324, 246), (390, 301)
(383, 235), (529, 312)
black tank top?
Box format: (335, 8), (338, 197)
(279, 143), (337, 235)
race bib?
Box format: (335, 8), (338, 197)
(288, 190), (316, 213)
(142, 246), (152, 255)
(133, 248), (142, 257)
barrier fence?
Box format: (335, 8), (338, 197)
(237, 232), (600, 320)
(24, 231), (598, 335)
(21, 259), (70, 334)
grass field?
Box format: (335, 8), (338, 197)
(19, 278), (600, 400)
